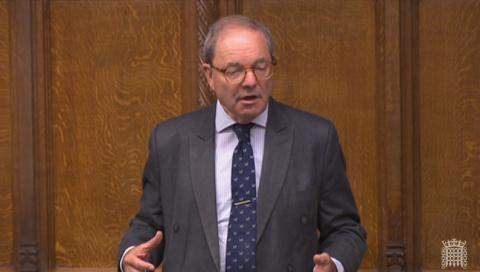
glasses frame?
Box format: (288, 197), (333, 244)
(209, 59), (277, 84)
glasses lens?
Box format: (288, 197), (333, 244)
(254, 65), (272, 79)
(224, 66), (245, 83)
(222, 62), (274, 84)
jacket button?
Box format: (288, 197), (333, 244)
(300, 215), (308, 225)
(287, 264), (293, 272)
(173, 223), (180, 233)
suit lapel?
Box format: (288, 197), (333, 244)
(189, 106), (220, 271)
(256, 100), (294, 243)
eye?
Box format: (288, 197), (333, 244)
(253, 61), (268, 71)
(224, 66), (244, 78)
(254, 66), (267, 72)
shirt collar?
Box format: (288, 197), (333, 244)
(215, 100), (268, 133)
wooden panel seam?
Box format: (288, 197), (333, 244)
(181, 0), (199, 112)
(376, 0), (406, 270)
(374, 0), (387, 269)
(400, 0), (421, 270)
(10, 0), (39, 270)
(0, 0), (13, 267)
(34, 0), (55, 270)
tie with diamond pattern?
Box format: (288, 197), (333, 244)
(225, 124), (257, 272)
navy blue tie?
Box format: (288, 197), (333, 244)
(225, 124), (257, 272)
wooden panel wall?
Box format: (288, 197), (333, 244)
(49, 0), (185, 267)
(242, 1), (379, 268)
(2, 0), (479, 271)
(419, 0), (480, 270)
(0, 0), (13, 269)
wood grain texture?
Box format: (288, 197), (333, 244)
(419, 0), (480, 269)
(241, 0), (378, 268)
(197, 0), (218, 106)
(50, 0), (183, 267)
(0, 0), (13, 267)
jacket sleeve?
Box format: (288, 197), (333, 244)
(317, 122), (367, 272)
(118, 126), (165, 270)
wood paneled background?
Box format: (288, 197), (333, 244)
(0, 0), (478, 271)
(0, 0), (13, 268)
(50, 1), (184, 266)
(418, 0), (480, 270)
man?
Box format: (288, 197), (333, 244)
(118, 15), (366, 272)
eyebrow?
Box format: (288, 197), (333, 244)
(223, 58), (269, 68)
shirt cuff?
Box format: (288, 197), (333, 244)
(119, 246), (136, 272)
(331, 257), (344, 272)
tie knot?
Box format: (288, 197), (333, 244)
(232, 123), (253, 143)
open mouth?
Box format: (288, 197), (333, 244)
(241, 95), (258, 101)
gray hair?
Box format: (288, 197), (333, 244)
(201, 15), (276, 65)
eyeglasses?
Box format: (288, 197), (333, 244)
(210, 59), (276, 84)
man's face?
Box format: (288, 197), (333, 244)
(203, 27), (273, 124)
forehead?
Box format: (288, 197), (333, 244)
(213, 27), (270, 65)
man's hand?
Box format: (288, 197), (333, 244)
(313, 253), (337, 272)
(123, 231), (163, 272)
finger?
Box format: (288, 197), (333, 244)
(142, 231), (163, 251)
(313, 253), (331, 267)
(124, 264), (144, 272)
(125, 256), (156, 272)
(124, 267), (142, 272)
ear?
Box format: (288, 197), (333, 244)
(201, 62), (215, 90)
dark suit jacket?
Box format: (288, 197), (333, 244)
(119, 99), (366, 272)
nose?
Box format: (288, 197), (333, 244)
(241, 68), (258, 88)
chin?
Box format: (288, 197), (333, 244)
(238, 111), (260, 123)
(234, 103), (266, 121)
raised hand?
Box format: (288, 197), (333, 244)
(123, 231), (163, 272)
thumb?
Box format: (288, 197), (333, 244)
(314, 253), (331, 267)
(142, 231), (163, 250)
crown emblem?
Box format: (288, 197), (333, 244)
(441, 238), (467, 269)
(442, 239), (466, 248)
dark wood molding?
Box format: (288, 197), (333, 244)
(17, 245), (38, 272)
(400, 0), (421, 271)
(10, 0), (53, 271)
(386, 242), (405, 270)
(374, 0), (387, 268)
(182, 0), (200, 112)
(10, 0), (39, 270)
(33, 0), (54, 271)
(196, 0), (218, 107)
(375, 0), (405, 270)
